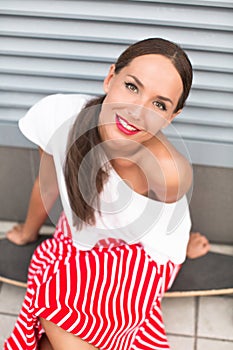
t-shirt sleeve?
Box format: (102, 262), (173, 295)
(18, 93), (89, 154)
(18, 94), (62, 154)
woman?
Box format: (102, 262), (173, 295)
(5, 38), (209, 350)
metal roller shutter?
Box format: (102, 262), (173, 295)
(0, 0), (232, 167)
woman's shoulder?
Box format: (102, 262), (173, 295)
(20, 93), (92, 127)
(144, 132), (193, 202)
(36, 93), (92, 117)
(18, 93), (92, 153)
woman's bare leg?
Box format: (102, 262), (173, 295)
(40, 318), (98, 350)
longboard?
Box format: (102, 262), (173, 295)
(165, 249), (233, 297)
(0, 234), (51, 288)
(0, 236), (232, 296)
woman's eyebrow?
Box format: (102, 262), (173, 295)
(156, 95), (173, 106)
(127, 74), (173, 106)
(127, 74), (144, 87)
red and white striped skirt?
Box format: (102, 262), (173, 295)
(4, 213), (180, 350)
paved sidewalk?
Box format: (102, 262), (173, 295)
(0, 223), (233, 349)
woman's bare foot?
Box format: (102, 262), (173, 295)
(186, 232), (210, 259)
(6, 224), (38, 245)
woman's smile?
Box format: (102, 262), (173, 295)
(115, 114), (141, 135)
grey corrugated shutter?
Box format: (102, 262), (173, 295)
(0, 0), (232, 167)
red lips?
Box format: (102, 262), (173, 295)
(115, 114), (140, 135)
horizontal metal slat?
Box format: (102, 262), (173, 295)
(0, 107), (28, 122)
(0, 36), (125, 62)
(0, 15), (232, 52)
(1, 90), (233, 128)
(0, 73), (102, 95)
(0, 55), (109, 79)
(129, 0), (233, 8)
(1, 36), (233, 75)
(1, 125), (232, 168)
(2, 120), (233, 169)
(169, 137), (233, 168)
(188, 89), (233, 110)
(0, 98), (229, 127)
(179, 107), (233, 128)
(0, 0), (232, 169)
(193, 70), (233, 92)
(1, 73), (232, 111)
(0, 109), (232, 144)
(1, 55), (232, 93)
(1, 0), (232, 30)
(0, 91), (46, 110)
(165, 122), (233, 144)
(186, 49), (233, 73)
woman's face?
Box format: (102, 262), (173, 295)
(98, 54), (183, 154)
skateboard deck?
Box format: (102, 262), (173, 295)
(0, 234), (51, 288)
(165, 250), (233, 297)
(0, 236), (233, 296)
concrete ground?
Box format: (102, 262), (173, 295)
(0, 222), (232, 350)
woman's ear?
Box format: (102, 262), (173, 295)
(162, 109), (182, 128)
(170, 109), (182, 122)
(103, 64), (116, 93)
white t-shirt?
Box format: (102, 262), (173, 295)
(19, 93), (191, 264)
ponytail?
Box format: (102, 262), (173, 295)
(64, 95), (109, 230)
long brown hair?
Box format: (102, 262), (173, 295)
(64, 38), (193, 229)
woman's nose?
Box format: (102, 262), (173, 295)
(126, 102), (148, 120)
(128, 108), (141, 120)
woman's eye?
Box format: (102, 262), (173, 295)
(153, 101), (167, 111)
(124, 82), (138, 93)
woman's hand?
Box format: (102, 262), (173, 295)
(186, 232), (210, 259)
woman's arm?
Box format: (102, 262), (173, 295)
(7, 148), (59, 245)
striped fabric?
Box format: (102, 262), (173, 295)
(4, 213), (180, 350)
